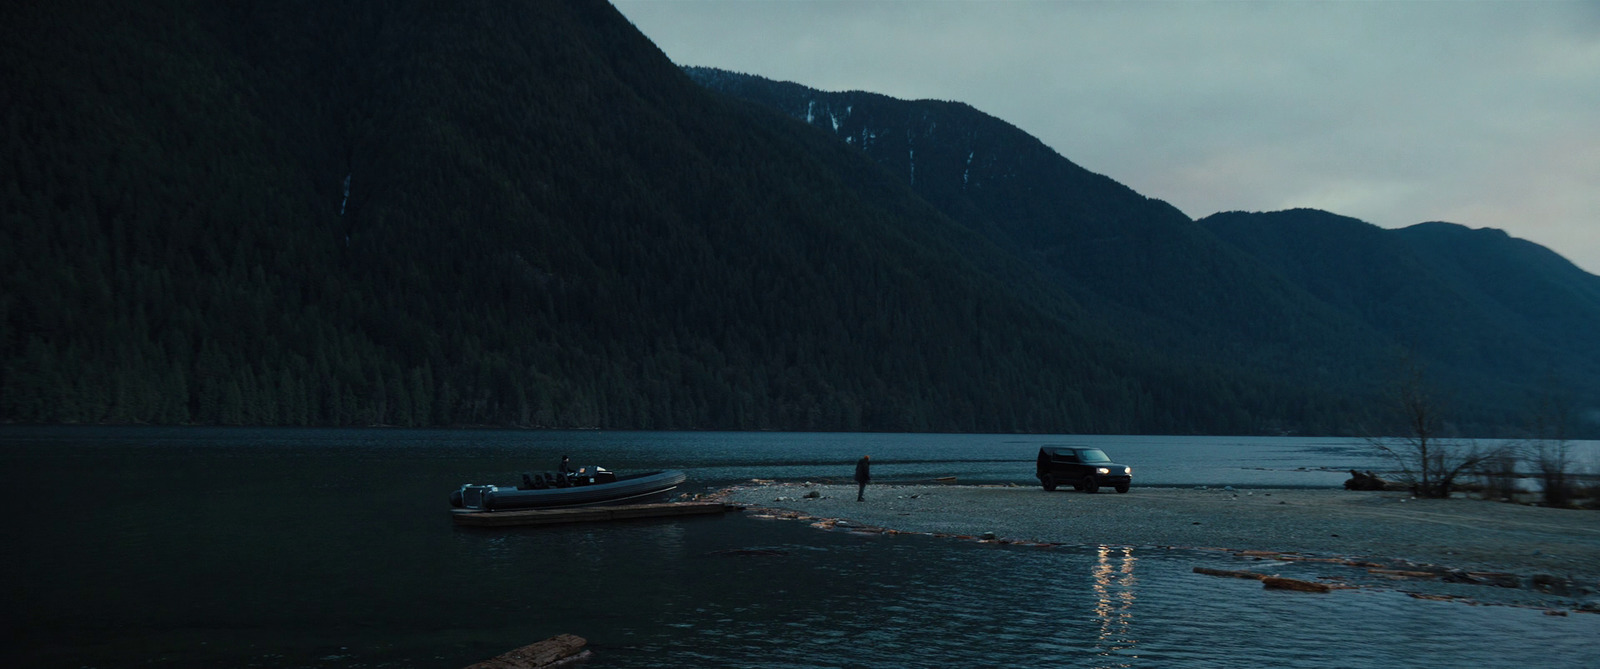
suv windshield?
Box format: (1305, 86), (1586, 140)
(1078, 449), (1111, 463)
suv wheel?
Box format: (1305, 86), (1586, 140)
(1082, 476), (1099, 494)
(1115, 482), (1130, 494)
(1040, 474), (1057, 491)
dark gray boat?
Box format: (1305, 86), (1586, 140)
(449, 468), (687, 512)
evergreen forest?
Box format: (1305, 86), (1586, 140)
(3, 1), (1597, 436)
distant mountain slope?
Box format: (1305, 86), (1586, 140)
(5, 1), (1592, 435)
(2, 0), (1337, 434)
(686, 67), (1600, 435)
(1395, 222), (1600, 344)
(683, 71), (1389, 389)
(1200, 209), (1600, 426)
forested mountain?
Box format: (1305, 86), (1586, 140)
(1, 1), (1593, 436)
(0, 0), (1320, 434)
(685, 67), (1600, 436)
(1200, 210), (1600, 425)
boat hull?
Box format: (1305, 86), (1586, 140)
(451, 470), (687, 512)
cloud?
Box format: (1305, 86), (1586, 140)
(616, 0), (1600, 274)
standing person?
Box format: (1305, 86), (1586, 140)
(559, 455), (573, 479)
(854, 455), (871, 502)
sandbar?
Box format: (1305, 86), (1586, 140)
(717, 483), (1600, 607)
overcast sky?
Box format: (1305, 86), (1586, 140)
(614, 0), (1600, 275)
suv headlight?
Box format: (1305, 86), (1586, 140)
(1096, 467), (1110, 475)
(1125, 467), (1133, 476)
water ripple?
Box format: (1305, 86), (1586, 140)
(6, 428), (1597, 669)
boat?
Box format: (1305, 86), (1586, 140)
(449, 467), (687, 512)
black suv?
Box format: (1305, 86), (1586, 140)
(1036, 446), (1132, 493)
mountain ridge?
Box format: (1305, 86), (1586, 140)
(4, 0), (1322, 434)
(2, 1), (1594, 436)
(685, 67), (1600, 435)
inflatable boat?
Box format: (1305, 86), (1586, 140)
(449, 467), (687, 512)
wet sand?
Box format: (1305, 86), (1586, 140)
(716, 482), (1600, 607)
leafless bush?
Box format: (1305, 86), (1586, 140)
(1370, 435), (1502, 499)
(1565, 453), (1599, 509)
(1477, 449), (1520, 502)
(1527, 386), (1576, 507)
(1532, 438), (1574, 507)
(1366, 358), (1504, 498)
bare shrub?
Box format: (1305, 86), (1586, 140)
(1532, 438), (1575, 507)
(1565, 453), (1599, 509)
(1528, 386), (1576, 507)
(1477, 449), (1520, 502)
(1366, 359), (1504, 498)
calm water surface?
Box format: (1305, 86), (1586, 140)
(3, 427), (1596, 668)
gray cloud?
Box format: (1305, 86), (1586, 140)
(615, 0), (1600, 274)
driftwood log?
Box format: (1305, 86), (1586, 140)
(1368, 568), (1439, 579)
(1343, 470), (1395, 491)
(1262, 576), (1333, 593)
(465, 634), (590, 669)
(1193, 567), (1268, 580)
(1196, 567), (1333, 593)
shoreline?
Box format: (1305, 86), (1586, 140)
(714, 482), (1600, 610)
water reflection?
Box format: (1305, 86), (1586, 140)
(1091, 545), (1139, 667)
(8, 428), (1599, 669)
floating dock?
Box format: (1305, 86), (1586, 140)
(452, 501), (742, 528)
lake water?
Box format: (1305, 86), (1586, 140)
(3, 427), (1596, 668)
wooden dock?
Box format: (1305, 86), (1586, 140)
(452, 501), (741, 528)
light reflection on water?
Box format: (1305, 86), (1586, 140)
(582, 522), (1598, 668)
(1092, 545), (1138, 667)
(2, 427), (1597, 668)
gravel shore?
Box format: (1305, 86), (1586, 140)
(718, 482), (1600, 607)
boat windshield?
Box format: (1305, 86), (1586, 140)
(1078, 449), (1111, 463)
